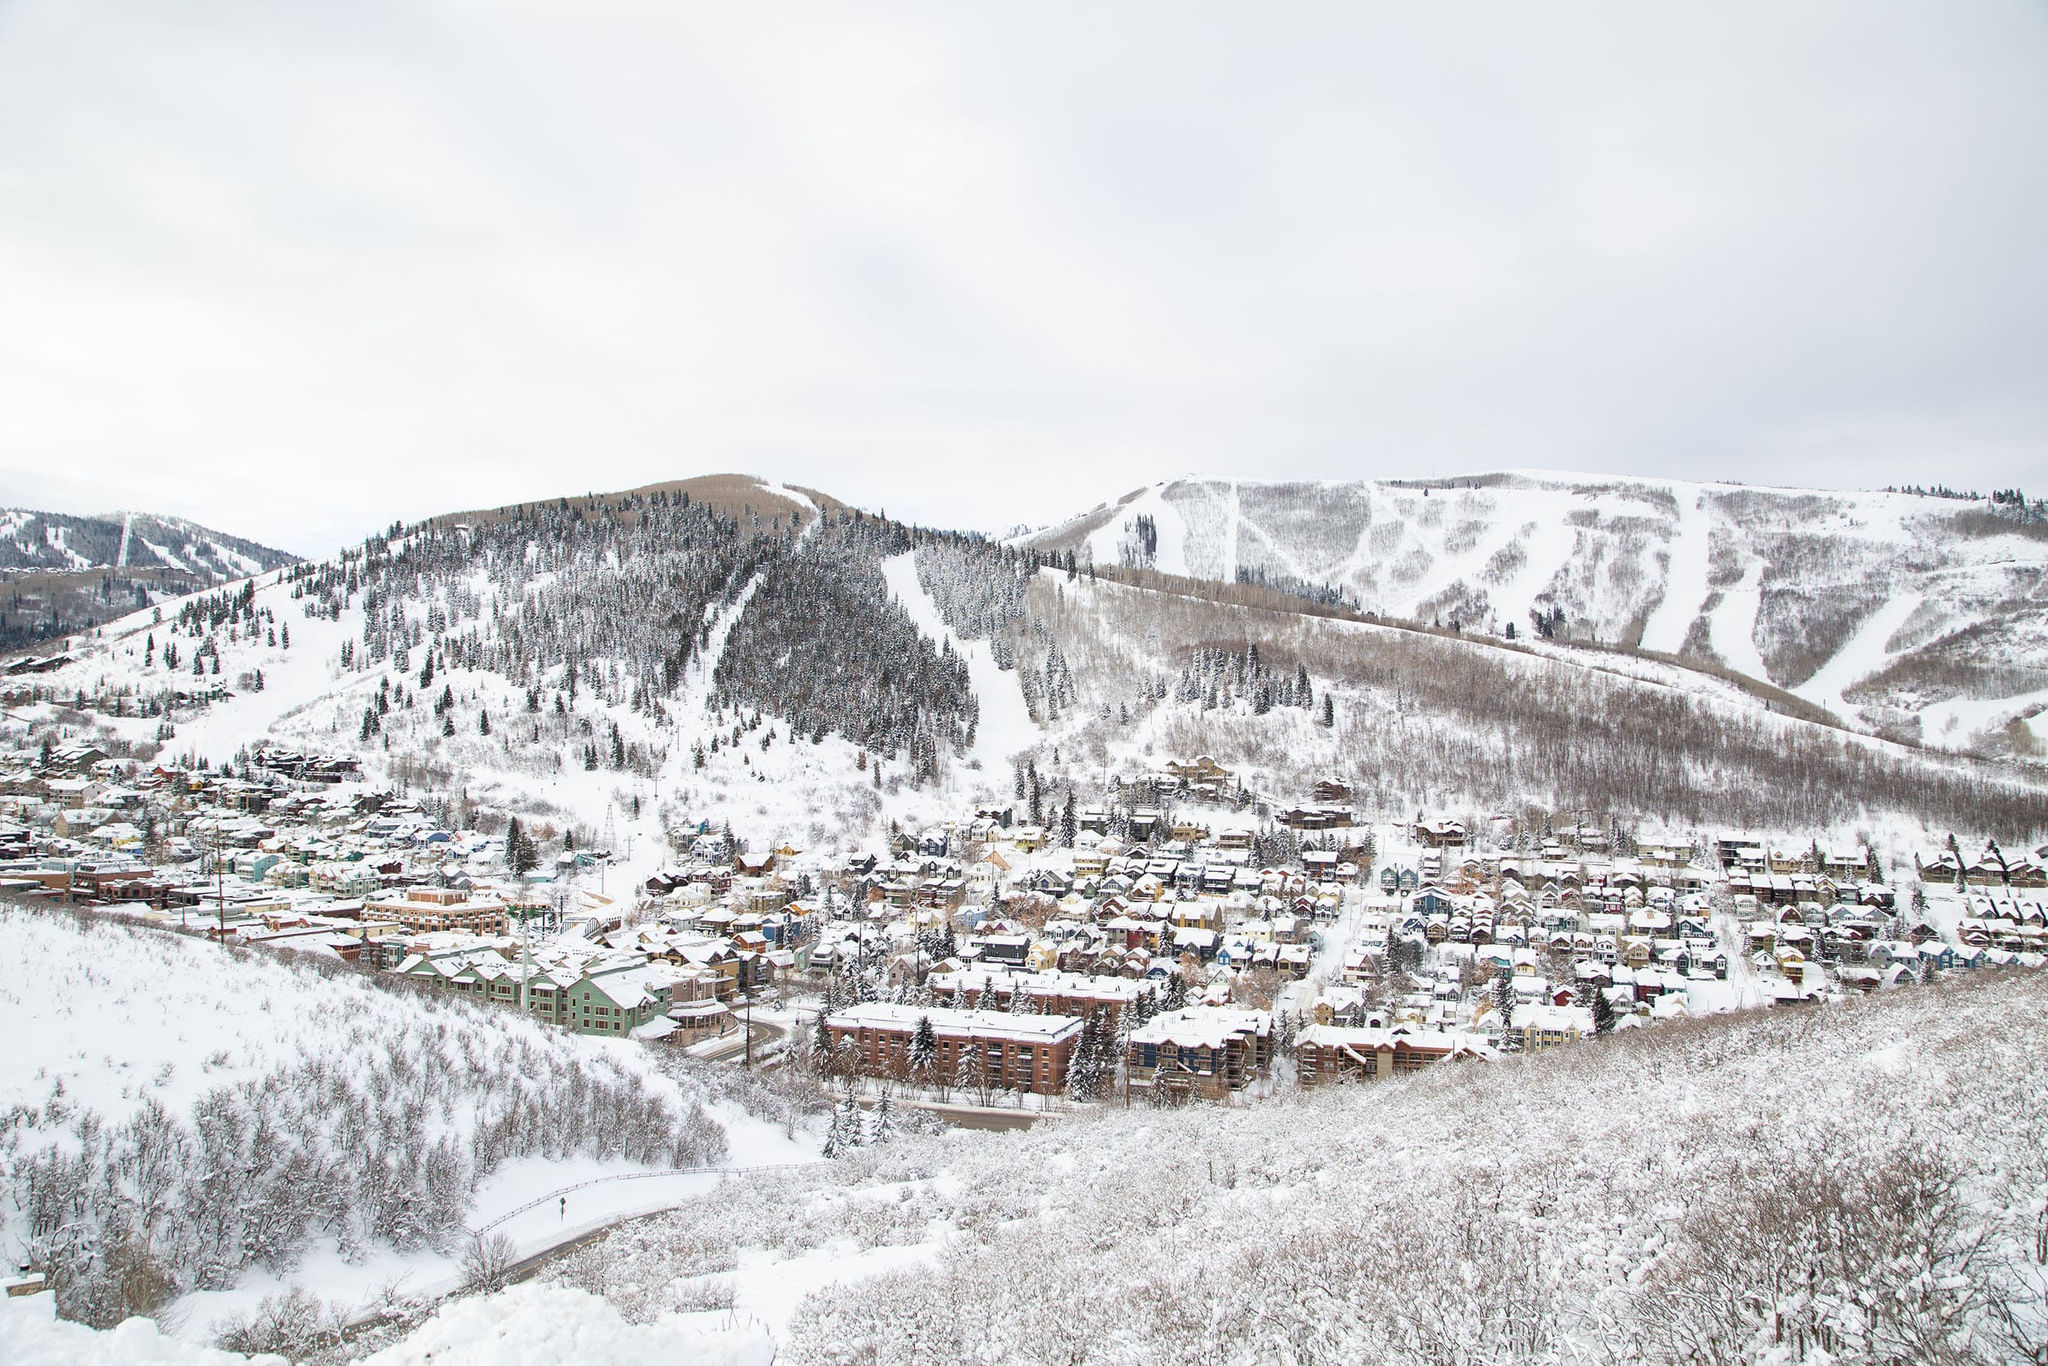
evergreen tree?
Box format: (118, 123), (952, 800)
(811, 1016), (834, 1079)
(822, 1094), (862, 1158)
(908, 1014), (937, 1085)
(506, 818), (537, 876)
(867, 1089), (894, 1146)
(1494, 971), (1520, 1051)
(1067, 1016), (1102, 1102)
(1591, 984), (1616, 1036)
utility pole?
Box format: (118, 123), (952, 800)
(743, 994), (752, 1067)
(212, 816), (226, 945)
(517, 907), (533, 1020)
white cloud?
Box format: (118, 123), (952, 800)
(1, 0), (2043, 555)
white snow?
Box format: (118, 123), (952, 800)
(1707, 559), (1771, 683)
(1794, 591), (1924, 720)
(0, 1282), (776, 1366)
(359, 1284), (775, 1366)
(0, 1292), (280, 1366)
(754, 480), (815, 516)
(881, 551), (1039, 774)
(730, 1239), (940, 1340)
(0, 909), (818, 1345)
(1638, 491), (1711, 654)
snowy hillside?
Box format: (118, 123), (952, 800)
(911, 540), (2048, 844)
(234, 968), (2037, 1366)
(1025, 474), (2048, 755)
(0, 508), (297, 580)
(16, 471), (2048, 880)
(0, 904), (809, 1336)
(20, 970), (2048, 1364)
(8, 482), (1008, 894)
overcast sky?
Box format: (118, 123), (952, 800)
(2, 2), (2044, 557)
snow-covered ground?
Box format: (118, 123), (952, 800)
(0, 909), (817, 1346)
(881, 552), (1038, 778)
(1794, 590), (1924, 721)
(0, 1282), (777, 1366)
(1637, 489), (1712, 654)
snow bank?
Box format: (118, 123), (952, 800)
(362, 1285), (775, 1366)
(0, 1283), (775, 1366)
(0, 1292), (282, 1366)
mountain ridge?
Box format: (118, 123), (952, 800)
(1022, 471), (2048, 753)
(0, 507), (299, 579)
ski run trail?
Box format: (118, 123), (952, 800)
(1639, 491), (1712, 654)
(1795, 592), (1924, 722)
(881, 551), (1040, 782)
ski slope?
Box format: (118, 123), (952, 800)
(1024, 472), (2048, 752)
(882, 552), (1039, 778)
(1638, 490), (1711, 654)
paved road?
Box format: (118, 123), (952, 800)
(690, 1013), (787, 1064)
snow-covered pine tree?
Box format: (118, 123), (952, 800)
(1067, 1016), (1100, 1102)
(908, 1014), (937, 1085)
(867, 1089), (893, 1146)
(811, 1017), (834, 1079)
(821, 1096), (858, 1158)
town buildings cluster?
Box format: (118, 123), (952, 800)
(3, 739), (2044, 1109)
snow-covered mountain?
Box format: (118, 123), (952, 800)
(0, 509), (298, 580)
(12, 469), (2048, 875)
(1024, 473), (2048, 753)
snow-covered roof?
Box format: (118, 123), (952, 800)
(828, 1002), (1083, 1044)
(1129, 1007), (1271, 1049)
(1297, 1024), (1493, 1056)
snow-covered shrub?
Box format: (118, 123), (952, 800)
(0, 905), (727, 1326)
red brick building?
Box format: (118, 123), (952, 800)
(824, 1002), (1083, 1095)
(926, 969), (1142, 1032)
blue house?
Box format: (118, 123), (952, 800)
(1413, 888), (1454, 916)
